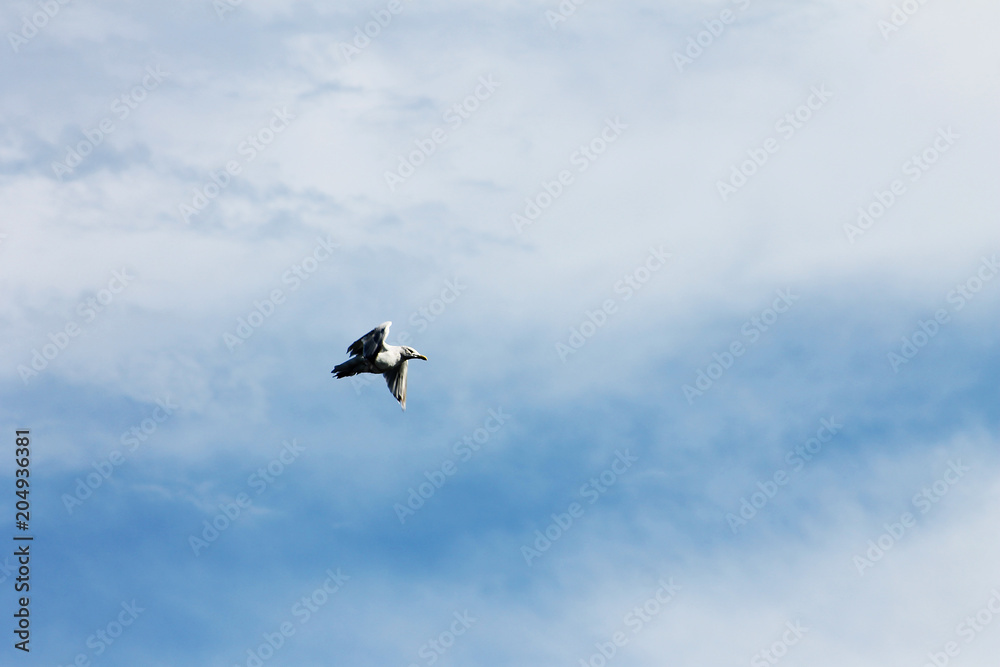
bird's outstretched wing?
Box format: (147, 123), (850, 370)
(383, 360), (408, 411)
(347, 321), (391, 361)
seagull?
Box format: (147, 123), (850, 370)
(331, 321), (428, 410)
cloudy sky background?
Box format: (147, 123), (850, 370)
(1, 0), (999, 665)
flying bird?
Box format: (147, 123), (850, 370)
(331, 321), (428, 410)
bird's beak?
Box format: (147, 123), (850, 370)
(416, 354), (428, 361)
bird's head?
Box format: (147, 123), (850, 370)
(401, 346), (428, 361)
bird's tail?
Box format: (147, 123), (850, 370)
(332, 357), (367, 378)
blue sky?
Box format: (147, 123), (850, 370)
(2, 0), (999, 665)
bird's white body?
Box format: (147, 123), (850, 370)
(371, 346), (404, 372)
